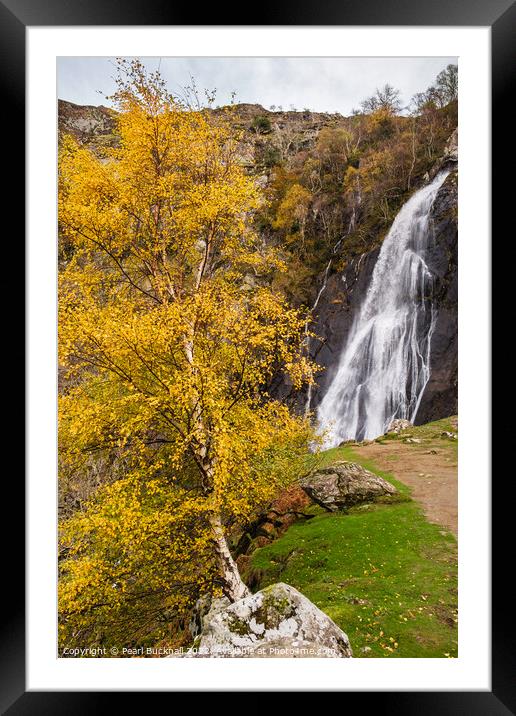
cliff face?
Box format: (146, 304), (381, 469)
(416, 168), (458, 423)
(58, 99), (344, 156)
(58, 99), (116, 145)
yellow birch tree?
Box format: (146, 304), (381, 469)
(58, 60), (315, 646)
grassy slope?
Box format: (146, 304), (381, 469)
(248, 418), (458, 658)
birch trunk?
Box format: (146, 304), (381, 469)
(208, 512), (250, 602)
(183, 319), (249, 603)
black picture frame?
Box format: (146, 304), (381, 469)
(3, 0), (509, 710)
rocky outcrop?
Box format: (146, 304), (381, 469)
(430, 127), (458, 177)
(302, 461), (397, 512)
(58, 99), (343, 162)
(386, 419), (413, 434)
(180, 582), (352, 658)
(58, 99), (116, 145)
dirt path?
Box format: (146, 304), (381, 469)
(354, 439), (458, 536)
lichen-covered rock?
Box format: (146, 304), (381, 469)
(386, 419), (413, 434)
(180, 583), (352, 658)
(302, 461), (397, 512)
(188, 595), (230, 639)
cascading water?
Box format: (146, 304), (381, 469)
(317, 170), (450, 448)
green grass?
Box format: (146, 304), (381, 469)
(247, 440), (458, 658)
(374, 416), (458, 461)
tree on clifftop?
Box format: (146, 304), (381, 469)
(58, 60), (315, 646)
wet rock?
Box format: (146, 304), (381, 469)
(416, 169), (458, 423)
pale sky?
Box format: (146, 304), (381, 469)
(57, 57), (457, 115)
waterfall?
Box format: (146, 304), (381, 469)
(317, 170), (449, 448)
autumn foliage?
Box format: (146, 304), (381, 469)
(58, 60), (316, 649)
(257, 70), (457, 302)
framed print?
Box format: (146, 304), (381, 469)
(3, 0), (510, 709)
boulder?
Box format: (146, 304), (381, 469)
(180, 582), (352, 658)
(386, 418), (412, 434)
(302, 461), (397, 512)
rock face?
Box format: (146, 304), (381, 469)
(182, 583), (352, 658)
(302, 461), (397, 512)
(415, 168), (458, 423)
(58, 99), (116, 144)
(431, 127), (458, 177)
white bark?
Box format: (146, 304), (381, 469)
(208, 512), (250, 602)
(183, 324), (248, 603)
